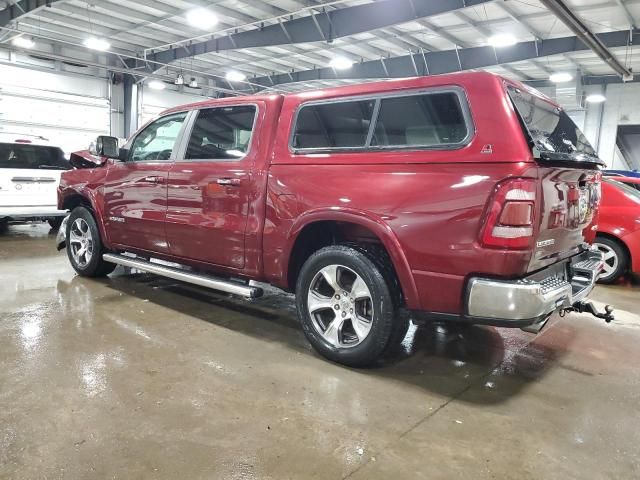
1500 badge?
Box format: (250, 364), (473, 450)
(537, 239), (555, 248)
(109, 216), (125, 223)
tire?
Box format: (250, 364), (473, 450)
(295, 244), (400, 367)
(594, 236), (628, 284)
(48, 217), (64, 230)
(66, 207), (116, 277)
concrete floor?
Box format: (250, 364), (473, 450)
(1, 224), (639, 480)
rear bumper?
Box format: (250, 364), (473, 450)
(0, 205), (67, 219)
(465, 248), (604, 326)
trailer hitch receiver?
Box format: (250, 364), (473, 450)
(562, 301), (614, 323)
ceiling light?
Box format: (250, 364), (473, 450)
(175, 73), (185, 85)
(11, 36), (35, 49)
(225, 71), (246, 82)
(188, 78), (198, 88)
(186, 8), (218, 29)
(148, 80), (166, 90)
(329, 56), (353, 70)
(488, 33), (517, 48)
(549, 72), (573, 83)
(83, 37), (110, 51)
(585, 94), (606, 104)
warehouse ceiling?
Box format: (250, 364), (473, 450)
(0, 0), (639, 97)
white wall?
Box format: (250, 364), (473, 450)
(581, 82), (640, 170)
(139, 87), (208, 127)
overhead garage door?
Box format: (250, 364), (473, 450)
(0, 65), (110, 156)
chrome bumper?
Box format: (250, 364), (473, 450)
(55, 215), (69, 251)
(467, 249), (604, 323)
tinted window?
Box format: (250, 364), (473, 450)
(372, 92), (468, 147)
(508, 87), (597, 159)
(130, 112), (186, 162)
(185, 105), (256, 160)
(0, 143), (70, 170)
(292, 100), (375, 149)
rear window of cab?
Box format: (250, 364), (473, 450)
(290, 87), (473, 153)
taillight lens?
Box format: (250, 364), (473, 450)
(481, 178), (536, 249)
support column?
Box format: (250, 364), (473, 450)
(123, 75), (139, 138)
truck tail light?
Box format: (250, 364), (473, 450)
(481, 178), (537, 249)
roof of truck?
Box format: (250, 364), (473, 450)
(164, 71), (559, 116)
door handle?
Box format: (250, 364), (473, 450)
(142, 175), (164, 184)
(216, 178), (241, 186)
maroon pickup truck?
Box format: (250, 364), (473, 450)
(57, 72), (612, 367)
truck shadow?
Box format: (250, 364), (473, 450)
(94, 269), (576, 405)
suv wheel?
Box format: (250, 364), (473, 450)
(66, 207), (115, 277)
(296, 245), (399, 367)
(594, 236), (628, 284)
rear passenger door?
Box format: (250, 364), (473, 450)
(165, 104), (258, 269)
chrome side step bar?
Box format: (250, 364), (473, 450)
(102, 253), (263, 299)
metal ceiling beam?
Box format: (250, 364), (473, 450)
(539, 0), (633, 79)
(614, 0), (638, 29)
(0, 0), (60, 27)
(144, 0), (492, 67)
(250, 29), (639, 88)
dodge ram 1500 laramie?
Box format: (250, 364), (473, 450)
(57, 72), (612, 366)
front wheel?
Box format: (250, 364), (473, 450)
(295, 245), (399, 367)
(66, 207), (115, 277)
(594, 236), (628, 284)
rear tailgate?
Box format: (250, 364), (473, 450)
(531, 166), (600, 271)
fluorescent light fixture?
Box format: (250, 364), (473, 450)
(329, 56), (353, 70)
(83, 37), (110, 51)
(549, 72), (573, 83)
(148, 80), (166, 90)
(488, 33), (517, 48)
(585, 94), (606, 104)
(225, 70), (246, 82)
(186, 8), (218, 29)
(11, 36), (35, 49)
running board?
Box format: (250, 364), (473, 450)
(102, 253), (263, 299)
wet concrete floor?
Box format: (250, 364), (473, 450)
(1, 223), (639, 479)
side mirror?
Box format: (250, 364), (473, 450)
(94, 135), (120, 158)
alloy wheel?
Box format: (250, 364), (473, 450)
(595, 242), (618, 280)
(307, 264), (374, 348)
(69, 218), (94, 268)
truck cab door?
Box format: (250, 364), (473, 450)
(103, 112), (188, 254)
(166, 104), (258, 270)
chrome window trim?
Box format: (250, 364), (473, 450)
(174, 103), (259, 163)
(288, 86), (475, 155)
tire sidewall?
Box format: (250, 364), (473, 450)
(296, 246), (395, 367)
(66, 207), (104, 276)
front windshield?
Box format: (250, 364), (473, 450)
(508, 86), (598, 161)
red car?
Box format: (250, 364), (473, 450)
(57, 72), (611, 367)
(593, 177), (640, 283)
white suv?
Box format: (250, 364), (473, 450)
(0, 133), (70, 229)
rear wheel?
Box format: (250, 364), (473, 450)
(594, 236), (628, 284)
(66, 207), (115, 277)
(296, 245), (400, 367)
